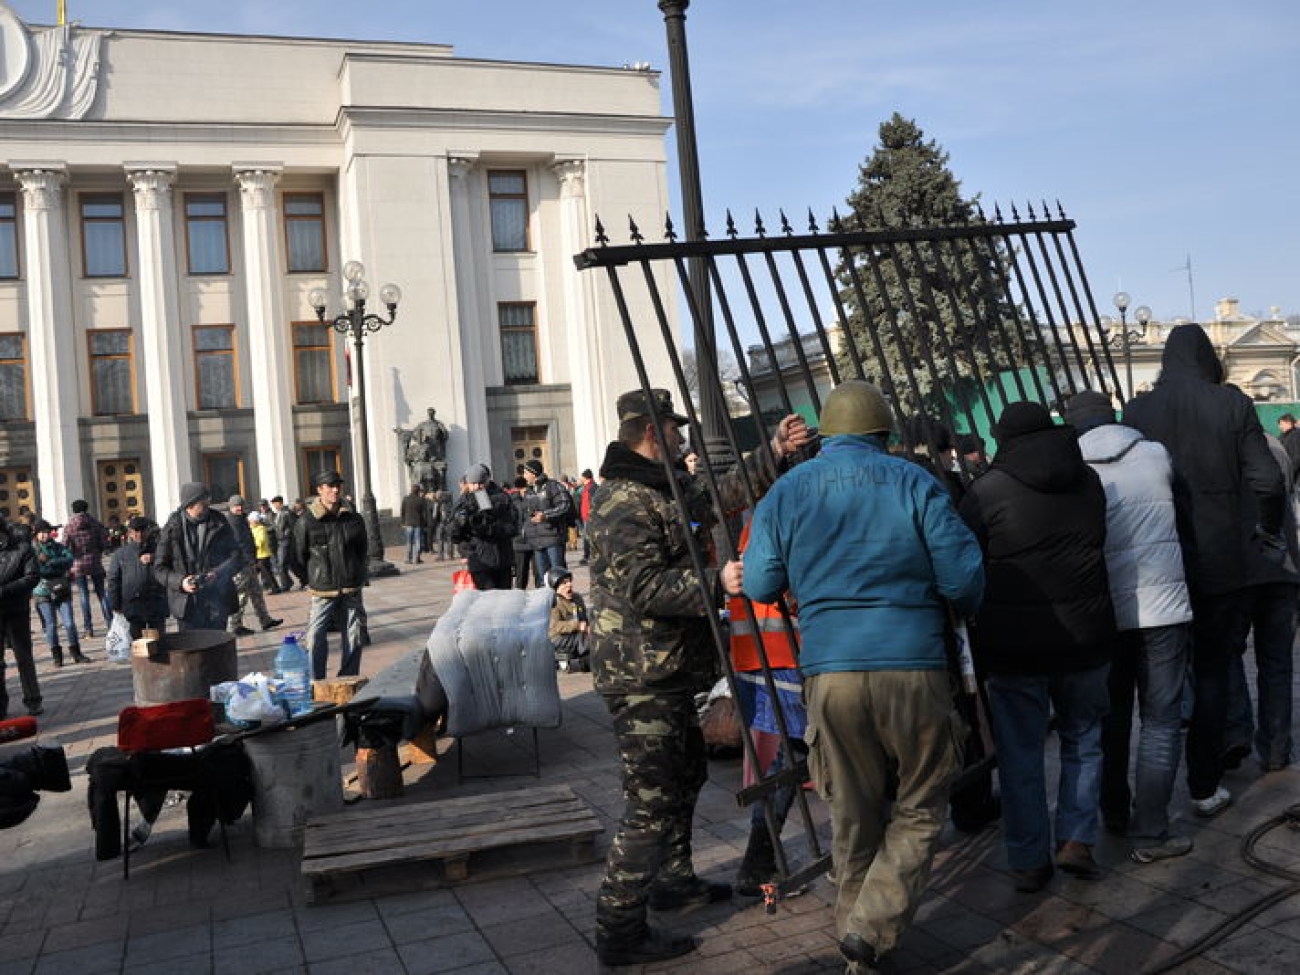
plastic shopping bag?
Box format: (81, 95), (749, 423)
(105, 612), (132, 663)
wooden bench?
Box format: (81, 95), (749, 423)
(301, 783), (603, 904)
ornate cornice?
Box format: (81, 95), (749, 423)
(233, 166), (283, 210)
(12, 167), (67, 211)
(126, 167), (177, 211)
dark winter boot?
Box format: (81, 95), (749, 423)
(70, 644), (92, 664)
(735, 824), (778, 897)
(50, 645), (64, 669)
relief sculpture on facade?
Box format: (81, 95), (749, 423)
(0, 5), (103, 120)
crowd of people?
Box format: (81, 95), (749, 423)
(582, 321), (1296, 972)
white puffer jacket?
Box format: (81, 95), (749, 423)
(1078, 424), (1193, 631)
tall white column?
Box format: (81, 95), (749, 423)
(551, 158), (609, 461)
(13, 164), (83, 519)
(126, 164), (192, 515)
(233, 164), (297, 499)
(446, 155), (493, 467)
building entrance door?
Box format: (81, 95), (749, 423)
(96, 458), (144, 523)
(511, 425), (552, 479)
(0, 467), (35, 523)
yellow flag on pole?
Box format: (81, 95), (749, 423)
(58, 1), (67, 26)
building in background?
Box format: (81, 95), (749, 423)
(0, 6), (676, 524)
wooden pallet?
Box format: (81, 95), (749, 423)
(301, 783), (603, 904)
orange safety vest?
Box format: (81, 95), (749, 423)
(728, 521), (799, 671)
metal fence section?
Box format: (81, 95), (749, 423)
(574, 203), (1119, 899)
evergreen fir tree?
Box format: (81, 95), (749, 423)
(837, 113), (1024, 418)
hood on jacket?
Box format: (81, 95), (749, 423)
(1158, 323), (1223, 384)
(1077, 423), (1145, 465)
(598, 440), (685, 495)
(991, 425), (1091, 493)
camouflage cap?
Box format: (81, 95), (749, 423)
(616, 387), (688, 426)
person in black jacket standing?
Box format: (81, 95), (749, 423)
(0, 514), (41, 718)
(154, 482), (244, 632)
(448, 465), (514, 591)
(959, 402), (1117, 892)
(295, 470), (369, 680)
(1124, 324), (1285, 817)
(106, 517), (168, 640)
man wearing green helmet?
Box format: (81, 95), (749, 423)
(744, 380), (985, 972)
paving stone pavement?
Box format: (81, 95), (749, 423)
(2, 544), (1298, 974)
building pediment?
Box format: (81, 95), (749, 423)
(0, 4), (104, 120)
(1229, 322), (1294, 348)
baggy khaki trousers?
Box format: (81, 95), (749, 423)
(806, 669), (965, 954)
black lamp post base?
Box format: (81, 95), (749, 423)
(367, 557), (400, 579)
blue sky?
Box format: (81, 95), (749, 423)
(11, 0), (1299, 321)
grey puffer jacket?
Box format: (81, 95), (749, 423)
(1077, 424), (1192, 631)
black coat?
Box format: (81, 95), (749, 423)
(153, 509), (243, 622)
(449, 484), (515, 572)
(1123, 324), (1285, 597)
(959, 425), (1116, 676)
(0, 529), (38, 615)
(293, 500), (368, 594)
(106, 541), (168, 623)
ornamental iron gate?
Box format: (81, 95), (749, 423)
(575, 203), (1121, 900)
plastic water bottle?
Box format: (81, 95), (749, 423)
(275, 635), (312, 717)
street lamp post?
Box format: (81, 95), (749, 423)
(310, 261), (402, 579)
(1113, 291), (1132, 398)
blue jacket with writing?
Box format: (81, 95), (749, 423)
(743, 434), (984, 676)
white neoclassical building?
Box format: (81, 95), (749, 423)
(0, 5), (677, 524)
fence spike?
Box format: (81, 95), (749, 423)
(807, 208), (820, 234)
(1026, 200), (1038, 220)
(593, 214), (609, 246)
(629, 215), (643, 244)
(754, 209), (767, 237)
(725, 209), (738, 239)
(1009, 202), (1021, 221)
(662, 213), (676, 242)
(976, 202), (989, 224)
(993, 203), (1005, 223)
(1056, 199), (1067, 219)
(779, 209), (794, 236)
(830, 207), (843, 233)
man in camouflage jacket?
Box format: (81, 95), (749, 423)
(586, 387), (809, 966)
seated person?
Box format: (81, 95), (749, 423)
(546, 567), (589, 672)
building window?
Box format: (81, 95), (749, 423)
(0, 195), (18, 279)
(284, 193), (326, 272)
(293, 322), (336, 404)
(203, 453), (245, 502)
(0, 333), (27, 420)
(499, 302), (538, 385)
(89, 330), (135, 415)
(185, 194), (230, 274)
(194, 325), (239, 409)
(302, 445), (342, 498)
(81, 194), (127, 278)
(488, 170), (529, 252)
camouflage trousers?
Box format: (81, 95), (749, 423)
(595, 692), (707, 946)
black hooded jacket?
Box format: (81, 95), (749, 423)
(959, 425), (1115, 675)
(1123, 323), (1284, 597)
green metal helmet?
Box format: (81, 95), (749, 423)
(819, 380), (893, 436)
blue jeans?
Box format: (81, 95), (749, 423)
(1226, 583), (1296, 769)
(404, 526), (423, 563)
(532, 544), (567, 581)
(35, 599), (79, 652)
(304, 591), (365, 680)
(1100, 624), (1191, 843)
(986, 664), (1109, 870)
(75, 572), (112, 633)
